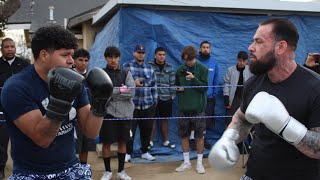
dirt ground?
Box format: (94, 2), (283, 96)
(4, 151), (247, 180)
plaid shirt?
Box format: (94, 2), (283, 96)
(123, 60), (158, 110)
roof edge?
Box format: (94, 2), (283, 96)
(92, 0), (320, 24)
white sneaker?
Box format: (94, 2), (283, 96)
(116, 170), (132, 180)
(163, 141), (176, 149)
(175, 162), (192, 172)
(196, 164), (205, 174)
(125, 154), (131, 163)
(141, 152), (156, 161)
(148, 141), (154, 149)
(101, 171), (112, 180)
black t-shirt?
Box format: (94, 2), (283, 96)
(241, 65), (320, 179)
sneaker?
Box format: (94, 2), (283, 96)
(116, 170), (132, 180)
(141, 152), (156, 161)
(196, 164), (205, 174)
(101, 171), (112, 180)
(125, 154), (131, 163)
(148, 141), (154, 149)
(175, 162), (192, 172)
(163, 141), (176, 149)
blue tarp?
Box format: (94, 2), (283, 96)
(90, 7), (320, 162)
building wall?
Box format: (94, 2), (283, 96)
(82, 21), (98, 50)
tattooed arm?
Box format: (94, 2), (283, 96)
(295, 127), (320, 159)
(14, 109), (62, 148)
(228, 108), (254, 144)
(208, 108), (254, 169)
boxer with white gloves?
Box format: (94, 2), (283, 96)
(209, 18), (320, 180)
(245, 91), (307, 145)
(208, 128), (241, 170)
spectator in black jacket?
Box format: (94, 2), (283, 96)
(0, 38), (30, 179)
(72, 48), (93, 166)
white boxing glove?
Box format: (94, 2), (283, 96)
(245, 92), (307, 145)
(208, 128), (240, 170)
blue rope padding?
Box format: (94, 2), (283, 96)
(0, 84), (237, 123)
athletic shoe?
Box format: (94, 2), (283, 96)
(196, 164), (205, 174)
(163, 141), (176, 149)
(125, 154), (131, 163)
(175, 162), (192, 172)
(116, 170), (132, 180)
(141, 152), (156, 161)
(148, 141), (154, 149)
(101, 171), (112, 180)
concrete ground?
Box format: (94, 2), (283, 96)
(4, 151), (247, 180)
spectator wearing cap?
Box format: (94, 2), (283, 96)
(123, 45), (158, 162)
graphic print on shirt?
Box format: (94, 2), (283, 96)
(41, 97), (76, 136)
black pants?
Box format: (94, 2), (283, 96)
(226, 93), (242, 125)
(0, 123), (9, 170)
(205, 97), (216, 128)
(127, 106), (155, 154)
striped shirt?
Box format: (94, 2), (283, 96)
(123, 60), (158, 110)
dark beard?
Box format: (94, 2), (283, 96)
(249, 51), (276, 75)
(199, 52), (210, 60)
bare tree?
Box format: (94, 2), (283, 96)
(0, 0), (21, 37)
(15, 34), (31, 60)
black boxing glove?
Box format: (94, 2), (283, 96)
(86, 67), (113, 117)
(46, 67), (85, 121)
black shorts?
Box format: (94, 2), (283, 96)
(156, 99), (173, 117)
(178, 112), (206, 138)
(99, 114), (131, 144)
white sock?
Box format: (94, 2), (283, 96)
(197, 154), (203, 165)
(189, 131), (195, 140)
(183, 152), (190, 164)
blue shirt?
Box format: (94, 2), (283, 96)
(1, 65), (89, 174)
(123, 60), (157, 110)
(197, 55), (219, 98)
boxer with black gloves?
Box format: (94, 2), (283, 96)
(209, 18), (320, 180)
(1, 25), (113, 180)
(86, 67), (113, 117)
(46, 67), (85, 121)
